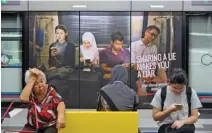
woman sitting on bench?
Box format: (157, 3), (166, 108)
(19, 68), (66, 133)
(97, 65), (139, 111)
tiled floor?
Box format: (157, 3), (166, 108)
(1, 109), (212, 133)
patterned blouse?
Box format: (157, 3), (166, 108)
(27, 85), (63, 128)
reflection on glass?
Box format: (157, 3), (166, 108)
(1, 31), (22, 38)
(1, 41), (22, 67)
(1, 13), (22, 29)
(189, 14), (212, 93)
(1, 13), (22, 68)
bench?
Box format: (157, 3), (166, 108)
(59, 111), (138, 133)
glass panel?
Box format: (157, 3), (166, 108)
(1, 40), (22, 67)
(1, 13), (22, 29)
(188, 13), (212, 93)
(1, 31), (22, 38)
(1, 13), (22, 67)
(1, 13), (22, 98)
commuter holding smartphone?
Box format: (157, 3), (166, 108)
(48, 25), (75, 69)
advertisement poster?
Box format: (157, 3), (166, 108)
(28, 11), (182, 109)
(131, 12), (183, 108)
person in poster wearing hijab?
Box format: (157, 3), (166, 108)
(48, 25), (75, 69)
(80, 32), (99, 67)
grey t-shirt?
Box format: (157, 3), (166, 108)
(151, 86), (202, 128)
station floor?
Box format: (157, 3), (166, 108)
(1, 108), (212, 133)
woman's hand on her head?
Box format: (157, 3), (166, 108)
(29, 68), (40, 80)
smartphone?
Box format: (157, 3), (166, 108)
(175, 104), (183, 110)
(51, 47), (57, 51)
(85, 59), (91, 64)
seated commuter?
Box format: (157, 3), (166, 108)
(19, 68), (66, 133)
(97, 65), (139, 111)
(48, 25), (75, 69)
(80, 32), (99, 66)
(99, 31), (130, 82)
(151, 68), (202, 133)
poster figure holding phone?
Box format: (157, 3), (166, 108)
(48, 25), (75, 69)
(99, 31), (130, 84)
(79, 32), (99, 68)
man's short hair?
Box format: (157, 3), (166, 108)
(111, 31), (124, 42)
(170, 68), (188, 85)
(146, 25), (160, 34)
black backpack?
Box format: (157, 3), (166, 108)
(161, 86), (192, 116)
(97, 90), (138, 111)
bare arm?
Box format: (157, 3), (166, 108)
(152, 107), (173, 121)
(157, 68), (167, 82)
(57, 102), (66, 118)
(101, 63), (112, 72)
(57, 101), (66, 128)
(19, 78), (35, 102)
(182, 109), (199, 124)
(152, 104), (178, 121)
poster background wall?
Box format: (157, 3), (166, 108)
(28, 11), (183, 109)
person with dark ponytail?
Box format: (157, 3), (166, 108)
(48, 25), (76, 69)
(151, 68), (202, 133)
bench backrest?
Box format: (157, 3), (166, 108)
(59, 111), (138, 133)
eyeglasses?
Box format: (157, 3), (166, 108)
(148, 31), (158, 38)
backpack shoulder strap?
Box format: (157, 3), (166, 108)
(161, 86), (167, 111)
(100, 90), (119, 111)
(96, 92), (102, 111)
(186, 86), (192, 116)
(133, 94), (138, 111)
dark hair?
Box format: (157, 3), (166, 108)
(146, 25), (160, 34)
(170, 68), (188, 85)
(111, 31), (124, 42)
(55, 25), (67, 33)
